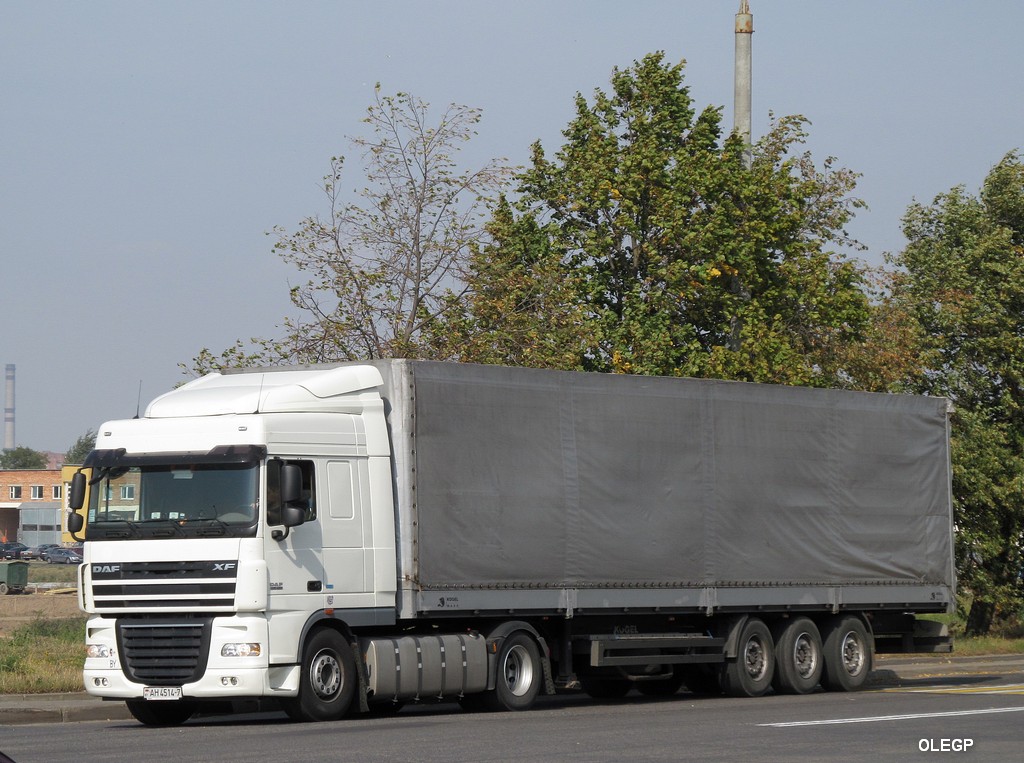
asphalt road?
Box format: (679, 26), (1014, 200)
(3, 655), (1023, 763)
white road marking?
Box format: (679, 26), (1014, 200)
(760, 706), (1024, 728)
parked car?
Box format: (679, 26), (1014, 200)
(0, 542), (28, 560)
(35, 544), (60, 561)
(20, 544), (59, 561)
(46, 548), (83, 564)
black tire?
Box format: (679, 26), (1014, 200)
(680, 664), (722, 696)
(281, 628), (358, 722)
(635, 666), (685, 697)
(721, 618), (775, 697)
(484, 632), (543, 711)
(771, 617), (823, 695)
(578, 669), (632, 699)
(821, 615), (872, 692)
(126, 699), (198, 727)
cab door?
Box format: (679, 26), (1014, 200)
(264, 458), (324, 611)
(320, 459), (366, 595)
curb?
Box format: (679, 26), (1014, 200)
(0, 694), (132, 726)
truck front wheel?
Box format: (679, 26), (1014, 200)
(282, 628), (357, 722)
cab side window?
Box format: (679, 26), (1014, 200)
(266, 459), (317, 526)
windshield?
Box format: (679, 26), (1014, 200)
(85, 462), (259, 540)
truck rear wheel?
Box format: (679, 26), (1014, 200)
(491, 632), (542, 710)
(282, 628), (357, 722)
(721, 618), (774, 697)
(821, 615), (872, 692)
(772, 617), (823, 694)
(465, 632), (543, 712)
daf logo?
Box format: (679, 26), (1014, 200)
(212, 563), (236, 572)
(93, 564), (120, 574)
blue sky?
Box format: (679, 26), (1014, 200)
(2, 1), (1022, 452)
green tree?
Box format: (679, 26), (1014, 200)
(442, 53), (870, 383)
(824, 266), (928, 394)
(0, 446), (47, 470)
(64, 429), (96, 465)
(890, 151), (1024, 635)
(186, 87), (510, 375)
(427, 197), (594, 368)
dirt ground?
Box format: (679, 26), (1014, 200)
(0, 590), (84, 638)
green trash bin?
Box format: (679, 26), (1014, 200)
(0, 560), (28, 595)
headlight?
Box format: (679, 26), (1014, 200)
(86, 644), (113, 659)
(221, 642), (261, 658)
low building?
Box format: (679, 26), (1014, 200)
(0, 468), (66, 545)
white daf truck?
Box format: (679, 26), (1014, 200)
(68, 361), (955, 726)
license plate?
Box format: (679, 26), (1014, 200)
(143, 686), (183, 701)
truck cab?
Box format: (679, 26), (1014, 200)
(69, 365), (398, 724)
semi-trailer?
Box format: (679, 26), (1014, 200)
(68, 360), (955, 725)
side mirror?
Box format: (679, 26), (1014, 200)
(69, 472), (87, 511)
(281, 464), (303, 505)
(282, 505), (305, 529)
(68, 472), (88, 542)
(272, 464), (306, 541)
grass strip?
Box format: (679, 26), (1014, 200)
(0, 617), (86, 694)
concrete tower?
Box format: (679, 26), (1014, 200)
(4, 364), (14, 450)
(734, 0), (753, 169)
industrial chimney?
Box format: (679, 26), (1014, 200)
(734, 0), (753, 169)
(4, 364), (14, 450)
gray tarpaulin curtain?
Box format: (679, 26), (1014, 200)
(393, 362), (952, 590)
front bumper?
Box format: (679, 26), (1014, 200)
(83, 614), (300, 700)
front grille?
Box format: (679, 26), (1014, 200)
(90, 561), (237, 611)
(117, 619), (213, 686)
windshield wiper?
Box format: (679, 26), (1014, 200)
(137, 518), (187, 538)
(95, 516), (143, 539)
(196, 517), (230, 537)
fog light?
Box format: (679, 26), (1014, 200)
(92, 677), (109, 687)
(86, 644), (112, 659)
(221, 642), (261, 658)
(220, 676), (239, 686)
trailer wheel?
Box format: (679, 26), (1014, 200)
(721, 618), (775, 697)
(772, 617), (823, 694)
(282, 628), (357, 722)
(126, 699), (198, 727)
(821, 615), (872, 692)
(0, 582), (8, 596)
